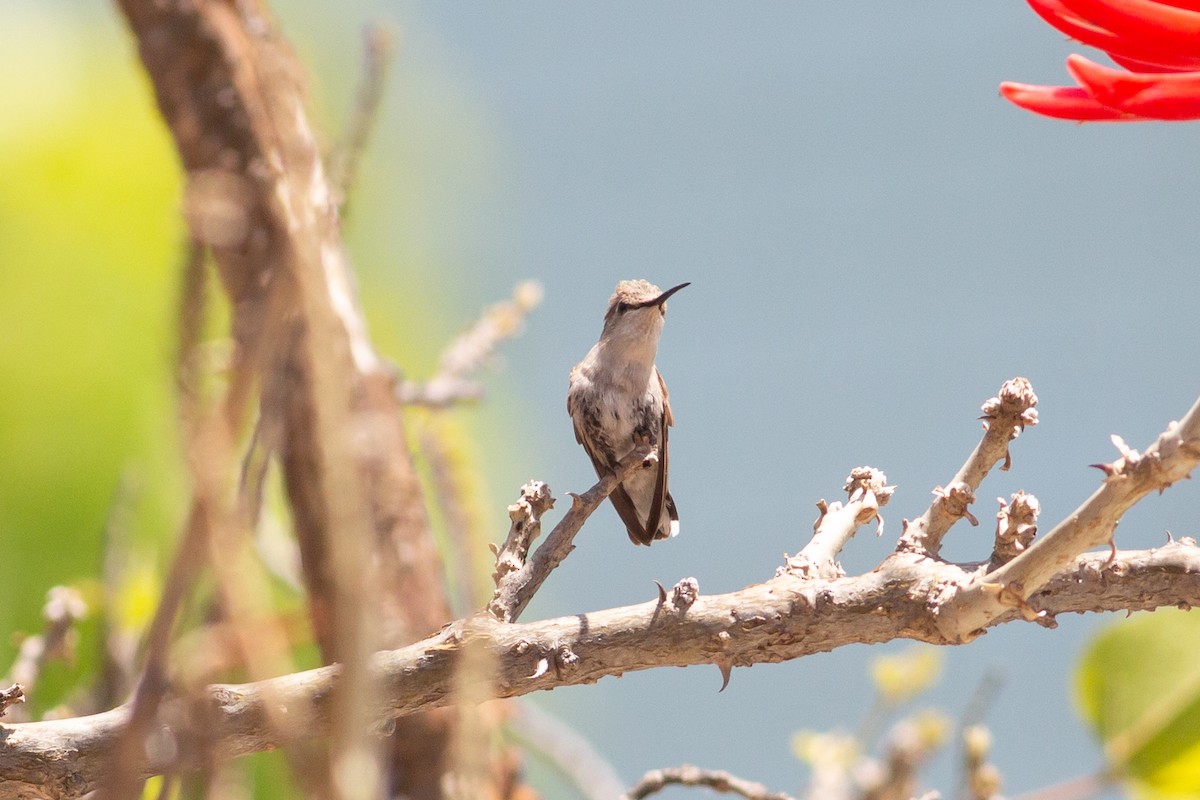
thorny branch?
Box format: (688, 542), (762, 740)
(897, 377), (1039, 557)
(5, 533), (1200, 795)
(488, 443), (658, 623)
(937, 393), (1200, 640)
(784, 467), (896, 580)
(622, 764), (797, 800)
(329, 23), (396, 212)
(4, 587), (88, 721)
(5, 378), (1198, 798)
(398, 281), (545, 408)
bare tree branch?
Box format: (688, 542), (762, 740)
(5, 587), (88, 719)
(622, 764), (797, 800)
(329, 23), (396, 213)
(488, 443), (657, 623)
(399, 281), (544, 408)
(4, 532), (1200, 797)
(0, 685), (26, 720)
(507, 701), (625, 800)
(897, 378), (1039, 557)
(785, 467), (895, 580)
(937, 395), (1200, 640)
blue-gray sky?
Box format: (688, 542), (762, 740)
(307, 4), (1199, 797)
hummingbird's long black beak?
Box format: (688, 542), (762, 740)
(648, 282), (690, 308)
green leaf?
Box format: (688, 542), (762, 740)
(1076, 609), (1200, 796)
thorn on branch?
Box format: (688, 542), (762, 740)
(716, 659), (734, 693)
(1090, 433), (1142, 479)
(711, 629), (736, 692)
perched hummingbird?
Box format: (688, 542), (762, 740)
(567, 279), (689, 545)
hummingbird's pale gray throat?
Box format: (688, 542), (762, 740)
(567, 279), (689, 545)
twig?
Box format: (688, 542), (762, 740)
(0, 685), (26, 719)
(961, 726), (1002, 800)
(623, 764), (797, 800)
(5, 587), (88, 715)
(488, 443), (657, 623)
(860, 713), (948, 800)
(897, 378), (1039, 557)
(329, 23), (396, 214)
(487, 481), (556, 619)
(94, 502), (214, 800)
(398, 281), (544, 408)
(954, 669), (1005, 800)
(174, 239), (208, 426)
(421, 417), (496, 616)
(784, 467), (895, 579)
(937, 395), (1200, 641)
(507, 701), (625, 800)
(96, 473), (142, 712)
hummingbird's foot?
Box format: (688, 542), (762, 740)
(632, 423), (658, 448)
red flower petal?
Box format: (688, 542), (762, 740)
(999, 81), (1148, 119)
(1108, 51), (1191, 70)
(1066, 53), (1200, 117)
(1156, 0), (1200, 12)
(1060, 0), (1200, 56)
(1027, 0), (1200, 68)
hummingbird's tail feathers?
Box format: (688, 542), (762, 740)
(608, 484), (679, 545)
(610, 484), (654, 545)
(664, 493), (680, 538)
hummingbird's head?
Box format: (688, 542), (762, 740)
(596, 279), (688, 370)
(601, 280), (689, 338)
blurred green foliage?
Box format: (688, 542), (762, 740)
(1076, 608), (1200, 799)
(0, 0), (509, 711)
(0, 3), (184, 708)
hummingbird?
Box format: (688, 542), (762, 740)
(567, 279), (689, 545)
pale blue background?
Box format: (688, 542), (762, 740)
(313, 4), (1198, 798)
(54, 2), (1200, 797)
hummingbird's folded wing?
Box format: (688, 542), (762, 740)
(643, 368), (672, 544)
(611, 483), (654, 546)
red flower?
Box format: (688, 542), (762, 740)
(1002, 0), (1200, 121)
